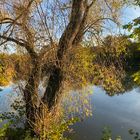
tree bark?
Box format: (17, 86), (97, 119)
(23, 57), (40, 129)
(42, 0), (90, 109)
(42, 65), (63, 109)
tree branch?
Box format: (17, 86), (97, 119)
(0, 35), (28, 47)
(72, 0), (96, 45)
(57, 0), (87, 60)
(0, 18), (20, 25)
(42, 0), (91, 107)
(0, 35), (36, 56)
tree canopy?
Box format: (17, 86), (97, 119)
(0, 0), (136, 139)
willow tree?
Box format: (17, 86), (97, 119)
(0, 0), (125, 135)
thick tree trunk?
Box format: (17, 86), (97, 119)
(41, 0), (88, 109)
(23, 0), (93, 134)
(23, 58), (40, 130)
(42, 65), (63, 109)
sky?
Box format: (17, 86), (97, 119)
(119, 5), (140, 36)
(103, 5), (140, 36)
(122, 6), (140, 24)
(1, 2), (140, 53)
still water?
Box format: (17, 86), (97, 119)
(0, 85), (140, 140)
(71, 86), (140, 140)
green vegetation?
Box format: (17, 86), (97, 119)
(129, 129), (140, 140)
(0, 0), (140, 139)
(0, 54), (14, 86)
(101, 127), (140, 140)
(101, 127), (122, 140)
(0, 118), (79, 140)
(0, 53), (30, 86)
(0, 96), (80, 140)
(123, 11), (140, 86)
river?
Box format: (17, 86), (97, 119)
(0, 85), (140, 140)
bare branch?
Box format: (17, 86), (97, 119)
(0, 35), (36, 56)
(0, 35), (28, 47)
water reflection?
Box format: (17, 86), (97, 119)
(0, 84), (19, 113)
(71, 86), (140, 140)
(0, 85), (140, 140)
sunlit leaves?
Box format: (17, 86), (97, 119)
(132, 71), (140, 85)
(0, 54), (14, 86)
(64, 45), (95, 89)
(123, 17), (140, 42)
(123, 9), (140, 85)
(123, 23), (133, 31)
(92, 35), (130, 94)
(0, 122), (11, 138)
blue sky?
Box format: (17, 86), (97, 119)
(122, 6), (140, 24)
(1, 2), (140, 53)
(102, 5), (140, 36)
(118, 5), (140, 36)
